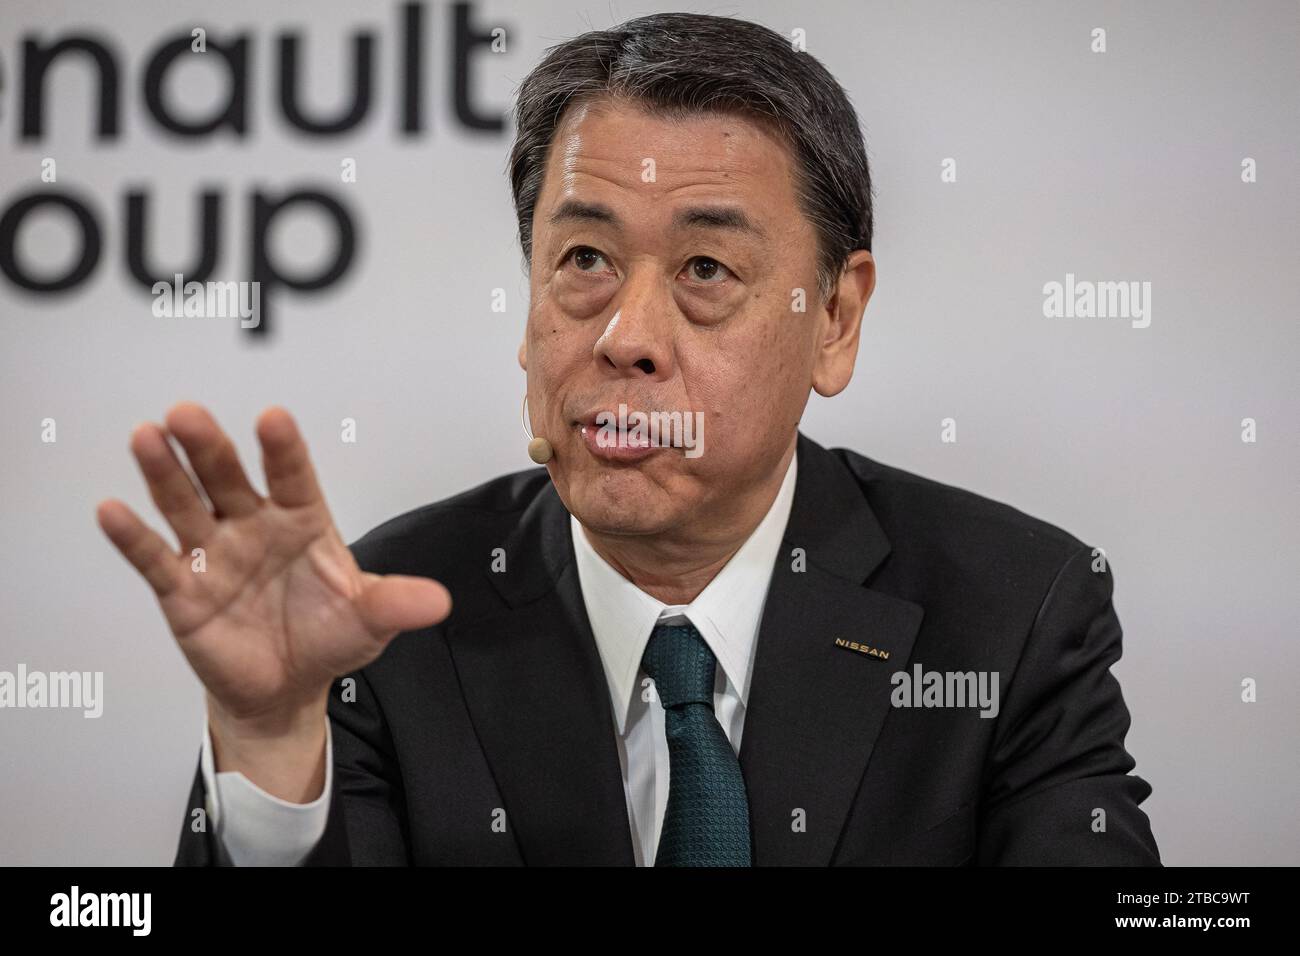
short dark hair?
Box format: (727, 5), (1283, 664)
(507, 12), (874, 300)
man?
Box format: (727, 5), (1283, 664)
(96, 12), (1160, 866)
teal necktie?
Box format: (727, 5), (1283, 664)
(641, 621), (753, 866)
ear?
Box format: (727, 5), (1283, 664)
(517, 337), (527, 371)
(811, 250), (875, 398)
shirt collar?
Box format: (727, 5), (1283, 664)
(570, 447), (799, 736)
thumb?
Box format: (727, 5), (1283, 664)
(353, 573), (452, 636)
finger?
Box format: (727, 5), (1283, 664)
(165, 402), (263, 519)
(256, 406), (326, 509)
(354, 574), (452, 637)
(96, 499), (185, 598)
(130, 422), (216, 549)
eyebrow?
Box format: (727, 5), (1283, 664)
(546, 199), (766, 238)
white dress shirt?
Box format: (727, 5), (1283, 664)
(200, 448), (798, 866)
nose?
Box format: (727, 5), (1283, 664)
(592, 271), (674, 381)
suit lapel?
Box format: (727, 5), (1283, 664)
(739, 434), (924, 865)
(443, 433), (921, 867)
(444, 484), (635, 865)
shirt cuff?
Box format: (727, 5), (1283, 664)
(200, 711), (333, 866)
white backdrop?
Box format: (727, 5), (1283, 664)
(0, 0), (1296, 865)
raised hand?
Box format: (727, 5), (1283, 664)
(97, 402), (451, 799)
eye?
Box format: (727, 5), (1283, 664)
(682, 256), (732, 284)
(565, 246), (614, 274)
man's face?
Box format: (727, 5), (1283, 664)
(521, 95), (852, 539)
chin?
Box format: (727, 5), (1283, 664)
(563, 467), (678, 536)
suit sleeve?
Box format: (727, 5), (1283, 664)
(976, 546), (1161, 865)
(173, 667), (410, 866)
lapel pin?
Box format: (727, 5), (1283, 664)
(833, 638), (891, 661)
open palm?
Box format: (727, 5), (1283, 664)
(97, 403), (451, 722)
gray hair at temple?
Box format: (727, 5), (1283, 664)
(506, 12), (874, 302)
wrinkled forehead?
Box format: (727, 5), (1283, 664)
(537, 94), (803, 218)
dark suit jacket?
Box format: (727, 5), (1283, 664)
(175, 432), (1160, 866)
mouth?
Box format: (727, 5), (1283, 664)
(573, 406), (664, 463)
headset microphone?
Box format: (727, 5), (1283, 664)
(527, 436), (553, 464)
(522, 396), (554, 464)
